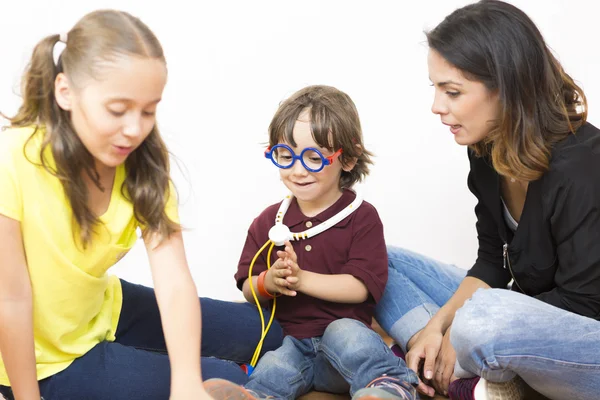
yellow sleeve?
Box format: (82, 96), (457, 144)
(0, 134), (23, 221)
(165, 179), (180, 224)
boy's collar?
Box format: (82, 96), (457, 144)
(282, 189), (357, 228)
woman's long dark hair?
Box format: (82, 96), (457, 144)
(427, 0), (587, 181)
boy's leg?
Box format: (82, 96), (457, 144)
(33, 341), (240, 400)
(452, 288), (600, 400)
(317, 318), (419, 396)
(245, 336), (316, 400)
(116, 280), (284, 363)
(374, 246), (466, 351)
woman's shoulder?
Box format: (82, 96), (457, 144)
(549, 122), (600, 172)
(544, 122), (600, 188)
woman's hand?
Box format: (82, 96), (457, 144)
(405, 327), (442, 397)
(432, 324), (458, 396)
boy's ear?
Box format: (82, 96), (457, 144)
(341, 143), (363, 172)
(54, 73), (73, 111)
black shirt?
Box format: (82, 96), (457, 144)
(466, 122), (600, 320)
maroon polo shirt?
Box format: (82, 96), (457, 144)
(235, 189), (388, 339)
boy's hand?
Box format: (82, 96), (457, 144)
(277, 241), (303, 291)
(265, 258), (297, 297)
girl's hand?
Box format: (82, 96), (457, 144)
(170, 381), (214, 400)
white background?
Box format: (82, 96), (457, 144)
(1, 1), (598, 301)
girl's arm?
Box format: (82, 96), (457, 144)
(0, 214), (41, 400)
(145, 230), (209, 398)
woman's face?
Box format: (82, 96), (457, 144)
(428, 49), (500, 146)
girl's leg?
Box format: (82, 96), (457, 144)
(34, 341), (243, 400)
(115, 280), (283, 383)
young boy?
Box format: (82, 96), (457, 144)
(206, 85), (418, 400)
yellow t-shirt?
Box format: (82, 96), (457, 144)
(0, 126), (178, 385)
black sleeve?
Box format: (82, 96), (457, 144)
(535, 169), (600, 318)
(465, 151), (512, 288)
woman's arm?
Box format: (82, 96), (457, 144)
(539, 166), (600, 317)
(0, 214), (41, 400)
(424, 276), (490, 335)
(145, 230), (207, 398)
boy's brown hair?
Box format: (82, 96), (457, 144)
(268, 85), (373, 188)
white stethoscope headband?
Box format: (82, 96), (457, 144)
(268, 190), (363, 246)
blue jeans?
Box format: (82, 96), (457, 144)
(245, 318), (419, 400)
(374, 246), (600, 400)
(0, 280), (283, 400)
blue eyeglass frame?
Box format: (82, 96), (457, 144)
(264, 144), (343, 173)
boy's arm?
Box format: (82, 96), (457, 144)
(283, 205), (387, 303)
(292, 270), (369, 303)
(241, 259), (298, 304)
(236, 210), (301, 302)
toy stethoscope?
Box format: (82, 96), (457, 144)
(243, 190), (363, 375)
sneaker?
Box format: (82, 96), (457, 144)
(204, 378), (274, 400)
(448, 376), (525, 400)
(352, 376), (417, 400)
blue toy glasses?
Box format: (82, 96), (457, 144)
(264, 144), (343, 173)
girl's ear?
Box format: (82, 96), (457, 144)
(54, 73), (73, 111)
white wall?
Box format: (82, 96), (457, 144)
(1, 1), (598, 301)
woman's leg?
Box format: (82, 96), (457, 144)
(374, 247), (466, 351)
(451, 288), (600, 400)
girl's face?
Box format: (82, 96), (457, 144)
(428, 49), (500, 146)
(55, 55), (167, 172)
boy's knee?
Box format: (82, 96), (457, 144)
(322, 318), (374, 350)
(325, 318), (363, 334)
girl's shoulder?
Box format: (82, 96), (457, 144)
(0, 125), (44, 162)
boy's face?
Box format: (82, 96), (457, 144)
(278, 113), (351, 213)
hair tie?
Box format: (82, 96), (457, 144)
(54, 33), (68, 66)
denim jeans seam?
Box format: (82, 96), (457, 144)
(388, 269), (438, 320)
(495, 354), (600, 370)
(129, 345), (167, 353)
(318, 343), (354, 380)
(388, 254), (461, 295)
(286, 359), (312, 386)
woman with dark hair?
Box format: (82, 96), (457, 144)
(374, 1), (600, 400)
